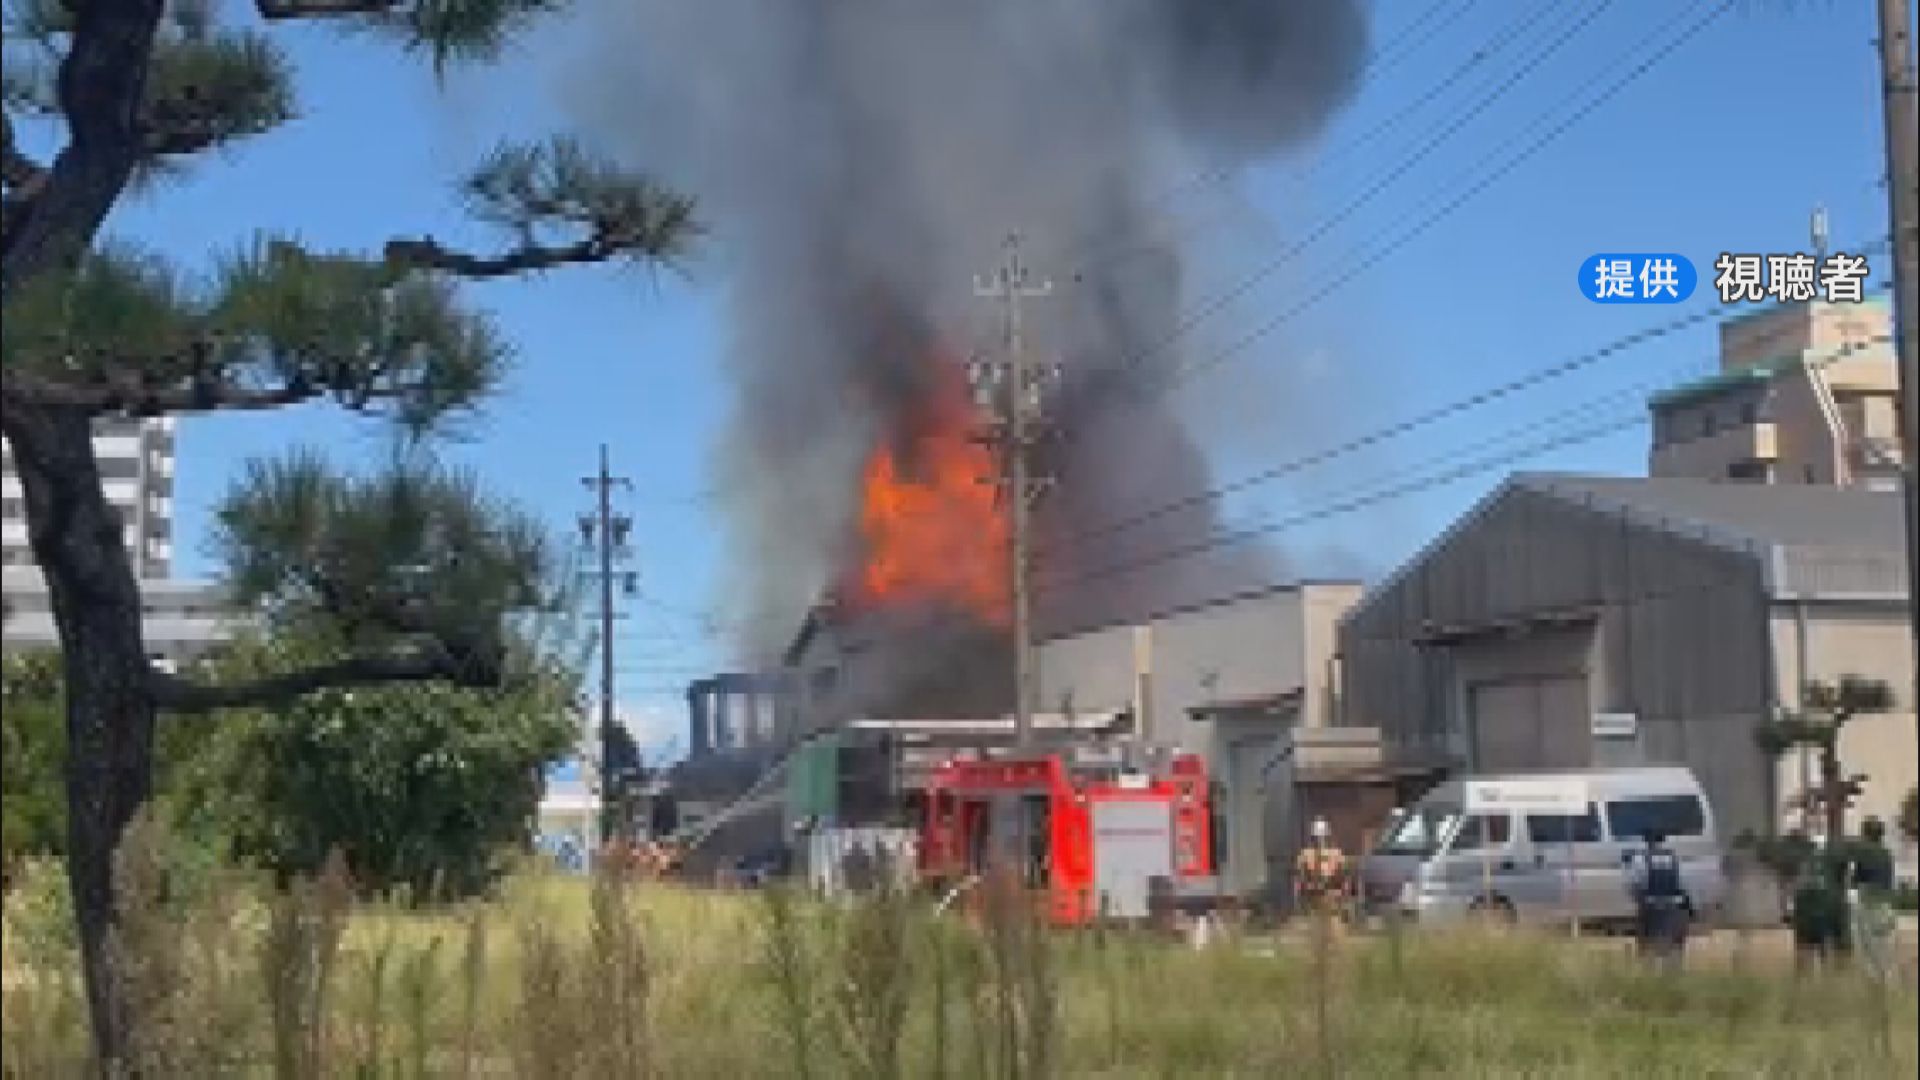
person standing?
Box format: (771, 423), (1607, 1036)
(1627, 829), (1690, 967)
(1848, 817), (1898, 981)
(1294, 818), (1351, 928)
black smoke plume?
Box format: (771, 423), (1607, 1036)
(564, 1), (1369, 702)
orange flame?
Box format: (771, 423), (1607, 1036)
(847, 354), (1011, 625)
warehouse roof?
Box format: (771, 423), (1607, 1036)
(1352, 473), (1909, 617)
(1516, 474), (1908, 551)
(1516, 473), (1908, 600)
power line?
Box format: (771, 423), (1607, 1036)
(1163, 0), (1733, 390)
(1041, 330), (1892, 594)
(1096, 0), (1610, 380)
(1048, 269), (1890, 559)
(1045, 303), (1731, 555)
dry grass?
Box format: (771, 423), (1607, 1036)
(3, 850), (1916, 1078)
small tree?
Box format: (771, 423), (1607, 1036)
(173, 648), (577, 899)
(1, 649), (66, 881)
(1755, 676), (1894, 846)
(2, 0), (696, 1063)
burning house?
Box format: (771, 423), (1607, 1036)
(586, 2), (1378, 868)
(573, 0), (1372, 679)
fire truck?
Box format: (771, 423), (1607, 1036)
(916, 749), (1217, 925)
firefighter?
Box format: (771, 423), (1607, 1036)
(1294, 818), (1351, 925)
(1627, 829), (1689, 966)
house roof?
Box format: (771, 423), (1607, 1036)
(1515, 473), (1908, 552)
(1646, 355), (1800, 411)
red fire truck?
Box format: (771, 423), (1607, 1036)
(916, 750), (1217, 926)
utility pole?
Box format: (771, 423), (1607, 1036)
(974, 232), (1055, 750)
(1875, 0), (1920, 722)
(580, 445), (637, 847)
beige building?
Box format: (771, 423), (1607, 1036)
(1035, 582), (1365, 899)
(1650, 297), (1901, 490)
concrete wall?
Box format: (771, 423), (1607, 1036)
(1035, 582), (1360, 753)
(1768, 603), (1918, 869)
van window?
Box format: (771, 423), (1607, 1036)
(1525, 806), (1600, 844)
(1374, 806), (1458, 856)
(1448, 814), (1511, 853)
(1605, 795), (1705, 841)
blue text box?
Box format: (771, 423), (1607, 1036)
(1578, 254), (1696, 304)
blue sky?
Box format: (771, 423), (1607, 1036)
(83, 2), (1906, 757)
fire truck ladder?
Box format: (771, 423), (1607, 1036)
(664, 728), (841, 858)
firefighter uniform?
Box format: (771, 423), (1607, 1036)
(1294, 820), (1351, 922)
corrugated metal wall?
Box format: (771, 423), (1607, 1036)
(1340, 484), (1778, 838)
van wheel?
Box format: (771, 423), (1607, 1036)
(1470, 896), (1516, 925)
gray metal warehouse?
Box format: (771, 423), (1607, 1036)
(1339, 473), (1916, 863)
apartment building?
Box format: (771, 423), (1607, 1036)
(2, 417), (235, 662)
(1649, 297), (1902, 490)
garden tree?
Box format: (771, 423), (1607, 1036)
(1752, 677), (1895, 956)
(1754, 676), (1896, 846)
(0, 0), (697, 1064)
(603, 709), (645, 835)
(7, 462), (587, 899)
(169, 645), (578, 899)
(161, 455), (586, 897)
(2, 649), (66, 881)
(1903, 786), (1918, 845)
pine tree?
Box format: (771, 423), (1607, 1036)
(1755, 676), (1894, 847)
(1, 0), (697, 1065)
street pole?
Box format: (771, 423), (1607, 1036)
(581, 445), (634, 846)
(598, 446), (617, 841)
(1875, 0), (1920, 722)
(976, 233), (1053, 750)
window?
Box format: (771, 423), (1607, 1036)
(1374, 805), (1459, 856)
(1447, 814), (1511, 853)
(1700, 412), (1716, 437)
(1605, 796), (1705, 841)
(1738, 401), (1758, 426)
(1525, 806), (1601, 844)
(1727, 461), (1771, 483)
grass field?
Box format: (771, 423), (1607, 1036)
(3, 851), (1916, 1078)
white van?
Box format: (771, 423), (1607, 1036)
(1360, 767), (1727, 929)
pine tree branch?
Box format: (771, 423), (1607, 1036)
(138, 31), (296, 158)
(1, 0), (166, 295)
(150, 640), (497, 713)
(255, 0), (400, 20)
(382, 234), (624, 279)
(1, 364), (323, 415)
(1, 113), (50, 195)
(1, 113), (50, 238)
